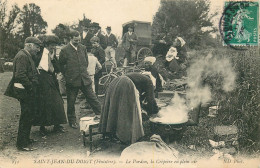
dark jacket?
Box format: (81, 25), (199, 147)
(126, 73), (159, 115)
(81, 31), (94, 52)
(145, 65), (163, 91)
(96, 32), (107, 49)
(13, 50), (38, 91)
(105, 33), (118, 48)
(122, 32), (138, 51)
(59, 43), (92, 87)
(91, 46), (106, 65)
(5, 49), (38, 99)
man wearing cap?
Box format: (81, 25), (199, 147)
(6, 37), (41, 151)
(122, 25), (138, 66)
(90, 22), (107, 50)
(59, 30), (101, 129)
(104, 26), (118, 67)
(81, 24), (94, 52)
(34, 35), (67, 135)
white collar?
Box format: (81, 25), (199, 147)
(38, 48), (50, 71)
(128, 32), (133, 35)
(70, 42), (77, 50)
(106, 33), (111, 37)
(95, 30), (100, 36)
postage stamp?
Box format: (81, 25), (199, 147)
(221, 1), (259, 46)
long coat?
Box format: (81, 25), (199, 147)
(59, 43), (92, 87)
(126, 73), (159, 115)
(34, 51), (67, 126)
(99, 76), (144, 144)
(5, 49), (38, 100)
(96, 32), (107, 50)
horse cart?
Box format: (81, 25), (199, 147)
(121, 20), (153, 64)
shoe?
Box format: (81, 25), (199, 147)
(17, 147), (37, 151)
(53, 125), (65, 133)
(69, 123), (78, 129)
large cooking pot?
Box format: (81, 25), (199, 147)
(149, 119), (187, 143)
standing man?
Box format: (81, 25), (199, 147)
(81, 24), (94, 52)
(104, 26), (118, 67)
(5, 37), (41, 151)
(90, 22), (107, 50)
(59, 30), (101, 129)
(122, 25), (138, 66)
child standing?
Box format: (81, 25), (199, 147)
(87, 52), (102, 92)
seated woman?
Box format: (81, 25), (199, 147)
(165, 37), (187, 74)
(99, 73), (159, 144)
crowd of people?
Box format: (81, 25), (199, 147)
(4, 22), (188, 151)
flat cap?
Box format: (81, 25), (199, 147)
(90, 36), (100, 43)
(45, 35), (60, 45)
(25, 37), (42, 46)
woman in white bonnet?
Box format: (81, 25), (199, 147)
(165, 37), (188, 74)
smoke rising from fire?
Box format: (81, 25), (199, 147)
(186, 52), (237, 108)
(153, 51), (236, 124)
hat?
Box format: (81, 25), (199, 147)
(91, 22), (100, 28)
(69, 29), (80, 38)
(25, 37), (42, 46)
(128, 24), (134, 29)
(144, 56), (156, 65)
(45, 35), (60, 45)
(90, 36), (100, 43)
(106, 26), (111, 30)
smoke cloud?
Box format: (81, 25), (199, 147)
(153, 51), (237, 124)
(186, 52), (237, 108)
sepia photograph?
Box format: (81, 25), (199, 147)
(0, 0), (259, 167)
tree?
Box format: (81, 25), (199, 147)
(152, 0), (217, 49)
(52, 23), (70, 43)
(17, 3), (47, 39)
(0, 0), (22, 58)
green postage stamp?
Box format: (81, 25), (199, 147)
(222, 1), (259, 46)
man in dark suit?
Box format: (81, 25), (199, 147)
(6, 37), (41, 151)
(81, 24), (94, 52)
(59, 30), (101, 129)
(122, 25), (138, 66)
(90, 22), (107, 50)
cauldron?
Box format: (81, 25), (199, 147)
(149, 119), (187, 143)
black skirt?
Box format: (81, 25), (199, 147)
(34, 70), (67, 126)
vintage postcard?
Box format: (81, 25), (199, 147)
(0, 0), (259, 168)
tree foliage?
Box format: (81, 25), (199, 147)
(152, 0), (217, 49)
(17, 3), (47, 38)
(0, 0), (22, 58)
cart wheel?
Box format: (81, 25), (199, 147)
(136, 47), (153, 65)
(97, 74), (118, 97)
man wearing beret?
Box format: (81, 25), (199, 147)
(122, 25), (138, 66)
(105, 26), (118, 68)
(59, 30), (101, 129)
(5, 37), (41, 151)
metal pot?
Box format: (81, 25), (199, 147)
(149, 119), (187, 143)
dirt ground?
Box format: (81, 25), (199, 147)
(0, 72), (259, 168)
